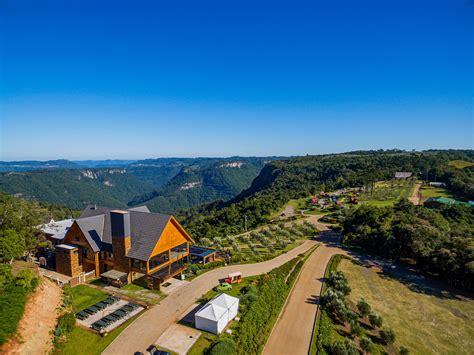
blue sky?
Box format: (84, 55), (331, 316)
(1, 0), (473, 160)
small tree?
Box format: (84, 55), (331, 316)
(357, 298), (371, 318)
(399, 346), (410, 355)
(380, 327), (396, 344)
(360, 337), (374, 354)
(368, 312), (383, 329)
(331, 339), (358, 355)
(350, 322), (363, 338)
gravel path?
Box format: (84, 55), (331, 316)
(263, 216), (345, 355)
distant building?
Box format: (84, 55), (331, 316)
(429, 182), (446, 187)
(40, 218), (74, 246)
(394, 172), (412, 179)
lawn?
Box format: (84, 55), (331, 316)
(420, 185), (453, 201)
(88, 277), (164, 305)
(62, 314), (140, 355)
(339, 259), (474, 354)
(448, 160), (474, 169)
(69, 284), (109, 311)
(359, 179), (415, 207)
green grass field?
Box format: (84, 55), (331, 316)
(420, 185), (453, 201)
(359, 179), (415, 207)
(339, 259), (474, 354)
(70, 285), (109, 311)
(448, 160), (474, 169)
(62, 314), (140, 355)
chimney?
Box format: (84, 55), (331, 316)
(111, 210), (131, 238)
(111, 210), (132, 275)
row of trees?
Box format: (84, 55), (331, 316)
(321, 270), (402, 355)
(342, 201), (474, 290)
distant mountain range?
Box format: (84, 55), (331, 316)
(0, 157), (279, 212)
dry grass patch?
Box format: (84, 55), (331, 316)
(339, 259), (474, 355)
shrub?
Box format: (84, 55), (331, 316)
(327, 271), (351, 296)
(350, 322), (363, 337)
(330, 339), (358, 355)
(368, 312), (383, 329)
(380, 327), (396, 344)
(356, 298), (371, 318)
(15, 269), (39, 291)
(360, 337), (374, 353)
(399, 346), (410, 355)
(207, 338), (235, 355)
(53, 311), (76, 349)
(0, 264), (13, 288)
(0, 284), (28, 344)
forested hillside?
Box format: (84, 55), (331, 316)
(0, 169), (152, 209)
(183, 150), (474, 240)
(131, 158), (269, 213)
(0, 157), (274, 212)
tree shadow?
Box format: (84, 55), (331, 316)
(306, 294), (320, 304)
(343, 249), (474, 301)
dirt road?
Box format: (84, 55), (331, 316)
(3, 277), (62, 355)
(263, 219), (345, 355)
(409, 182), (422, 205)
(103, 239), (318, 355)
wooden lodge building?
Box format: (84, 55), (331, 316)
(55, 205), (194, 289)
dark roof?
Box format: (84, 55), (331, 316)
(77, 205), (172, 260)
(190, 245), (216, 258)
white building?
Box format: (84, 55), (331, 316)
(195, 293), (239, 334)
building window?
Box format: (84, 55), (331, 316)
(74, 236), (80, 242)
(82, 248), (88, 259)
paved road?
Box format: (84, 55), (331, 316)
(263, 217), (345, 355)
(103, 239), (318, 355)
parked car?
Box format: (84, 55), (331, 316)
(214, 282), (232, 292)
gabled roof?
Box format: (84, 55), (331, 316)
(210, 293), (239, 309)
(195, 303), (228, 322)
(76, 205), (185, 260)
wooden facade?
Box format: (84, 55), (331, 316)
(55, 214), (193, 289)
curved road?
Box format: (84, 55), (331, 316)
(103, 239), (318, 354)
(263, 217), (345, 355)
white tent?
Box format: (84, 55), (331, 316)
(195, 294), (240, 334)
(210, 293), (239, 322)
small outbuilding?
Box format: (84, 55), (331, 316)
(195, 294), (239, 334)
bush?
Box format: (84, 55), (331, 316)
(15, 269), (39, 292)
(53, 311), (76, 349)
(380, 327), (396, 344)
(234, 257), (302, 354)
(0, 284), (28, 344)
(360, 337), (374, 353)
(208, 338), (235, 355)
(349, 322), (363, 337)
(356, 298), (371, 318)
(399, 346), (410, 355)
(330, 339), (358, 355)
(327, 271), (351, 296)
(368, 312), (383, 329)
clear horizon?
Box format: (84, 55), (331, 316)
(1, 0), (473, 160)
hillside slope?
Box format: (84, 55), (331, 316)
(184, 150), (474, 239)
(129, 158), (270, 213)
(0, 169), (152, 209)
